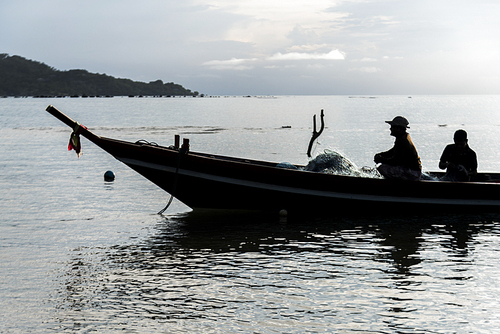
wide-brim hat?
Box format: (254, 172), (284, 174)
(386, 116), (409, 128)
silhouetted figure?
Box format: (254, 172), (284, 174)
(374, 116), (422, 181)
(439, 129), (477, 181)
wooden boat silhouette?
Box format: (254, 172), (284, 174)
(46, 105), (500, 214)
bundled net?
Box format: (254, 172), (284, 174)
(305, 149), (382, 178)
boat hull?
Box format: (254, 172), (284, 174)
(116, 151), (500, 214)
(46, 105), (500, 214)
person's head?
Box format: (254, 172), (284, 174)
(453, 129), (468, 148)
(385, 116), (409, 137)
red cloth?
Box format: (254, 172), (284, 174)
(68, 123), (87, 157)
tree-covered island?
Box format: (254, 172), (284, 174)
(0, 54), (199, 97)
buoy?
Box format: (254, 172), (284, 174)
(279, 209), (288, 223)
(104, 170), (115, 182)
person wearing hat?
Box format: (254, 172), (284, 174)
(439, 129), (477, 181)
(374, 116), (422, 181)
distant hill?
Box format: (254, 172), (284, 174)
(0, 54), (199, 97)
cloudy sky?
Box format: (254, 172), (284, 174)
(2, 0), (500, 95)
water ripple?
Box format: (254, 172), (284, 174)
(44, 212), (500, 333)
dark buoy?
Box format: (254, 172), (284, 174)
(279, 209), (288, 223)
(104, 170), (115, 182)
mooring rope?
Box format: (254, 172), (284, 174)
(158, 148), (185, 215)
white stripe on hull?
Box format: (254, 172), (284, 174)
(117, 157), (500, 207)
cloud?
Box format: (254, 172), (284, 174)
(349, 67), (382, 73)
(3, 0), (500, 94)
(202, 49), (344, 71)
(202, 57), (257, 70)
(267, 49), (345, 61)
(287, 44), (331, 52)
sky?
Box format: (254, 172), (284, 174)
(2, 0), (500, 95)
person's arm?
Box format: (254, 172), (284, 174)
(374, 147), (395, 164)
(439, 160), (448, 170)
(469, 150), (478, 175)
(439, 145), (452, 170)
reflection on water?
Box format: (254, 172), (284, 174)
(4, 95), (500, 332)
(52, 211), (500, 333)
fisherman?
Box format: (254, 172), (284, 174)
(439, 129), (477, 181)
(374, 116), (422, 181)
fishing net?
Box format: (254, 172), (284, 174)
(305, 149), (382, 178)
(277, 149), (437, 180)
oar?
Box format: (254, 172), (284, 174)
(307, 109), (325, 158)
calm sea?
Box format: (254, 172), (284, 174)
(2, 95), (500, 333)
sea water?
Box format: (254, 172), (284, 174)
(2, 95), (500, 333)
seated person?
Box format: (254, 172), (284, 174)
(439, 129), (477, 181)
(374, 116), (422, 181)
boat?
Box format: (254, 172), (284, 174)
(46, 105), (500, 214)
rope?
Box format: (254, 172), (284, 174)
(135, 139), (159, 146)
(158, 195), (174, 215)
(158, 148), (185, 215)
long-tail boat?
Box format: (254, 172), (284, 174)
(46, 105), (500, 214)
